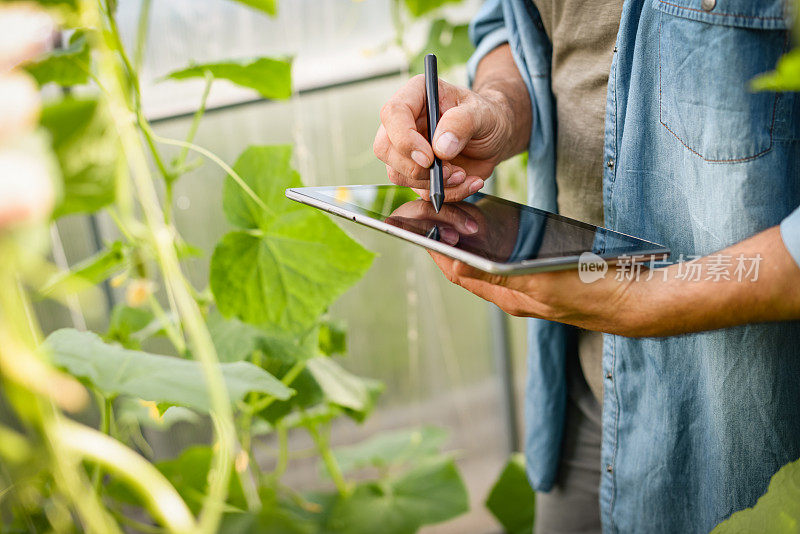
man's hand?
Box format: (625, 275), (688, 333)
(385, 200), (481, 246)
(384, 197), (521, 259)
(430, 226), (800, 337)
(430, 251), (636, 334)
(374, 44), (531, 203)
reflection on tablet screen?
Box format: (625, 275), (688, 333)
(302, 185), (662, 264)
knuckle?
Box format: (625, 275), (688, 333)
(380, 101), (400, 123)
(409, 165), (428, 181)
(373, 137), (385, 159)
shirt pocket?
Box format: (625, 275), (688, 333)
(655, 0), (791, 163)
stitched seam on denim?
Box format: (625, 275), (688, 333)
(658, 0), (784, 20)
(608, 335), (619, 533)
(657, 12), (779, 163)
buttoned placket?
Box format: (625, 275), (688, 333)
(600, 38), (621, 533)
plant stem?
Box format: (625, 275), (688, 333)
(111, 508), (164, 534)
(148, 293), (187, 356)
(305, 421), (348, 496)
(249, 361), (306, 413)
(173, 71), (213, 172)
(91, 393), (113, 492)
(103, 0), (174, 185)
(92, 0), (237, 530)
(274, 422), (289, 480)
(137, 108), (175, 183)
(133, 0), (152, 74)
(146, 131), (271, 215)
(0, 246), (121, 533)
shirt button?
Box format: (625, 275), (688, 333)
(606, 158), (614, 168)
(606, 372), (613, 380)
(606, 464), (614, 473)
(701, 0), (716, 11)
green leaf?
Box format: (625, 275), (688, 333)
(751, 48), (800, 92)
(220, 486), (318, 534)
(485, 453), (536, 534)
(305, 357), (380, 415)
(106, 445), (246, 514)
(327, 456), (469, 534)
(712, 457), (800, 534)
(166, 57), (291, 100)
(25, 31), (89, 87)
(29, 0), (78, 10)
(210, 145), (373, 334)
(208, 309), (270, 362)
(229, 0), (277, 16)
(114, 397), (200, 431)
(411, 19), (473, 74)
(40, 241), (128, 297)
(156, 446), (248, 514)
(39, 96), (119, 217)
(318, 320), (346, 356)
(256, 363), (324, 423)
(403, 0), (459, 17)
(44, 328), (294, 412)
(207, 309), (316, 364)
(105, 304), (161, 349)
(331, 426), (448, 474)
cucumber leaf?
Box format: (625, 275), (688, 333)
(210, 145), (373, 334)
(166, 57), (291, 100)
(485, 453), (536, 534)
(26, 31), (90, 87)
(331, 426), (448, 474)
(326, 456), (469, 533)
(39, 96), (119, 217)
(229, 0), (277, 16)
(44, 328), (294, 412)
(712, 457), (800, 534)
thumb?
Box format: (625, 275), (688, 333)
(432, 101), (484, 160)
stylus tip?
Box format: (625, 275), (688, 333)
(431, 193), (443, 213)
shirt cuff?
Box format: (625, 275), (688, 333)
(467, 27), (509, 88)
(780, 205), (800, 269)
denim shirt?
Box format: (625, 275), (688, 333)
(468, 0), (800, 532)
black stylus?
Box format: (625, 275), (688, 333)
(424, 54), (444, 213)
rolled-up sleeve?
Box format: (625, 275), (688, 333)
(780, 206), (800, 269)
(467, 0), (509, 87)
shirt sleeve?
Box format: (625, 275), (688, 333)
(467, 0), (509, 88)
(780, 205), (800, 269)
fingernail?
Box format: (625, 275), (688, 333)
(411, 150), (429, 167)
(440, 227), (459, 245)
(465, 219), (479, 233)
(468, 179), (484, 195)
(447, 170), (466, 186)
(435, 132), (459, 158)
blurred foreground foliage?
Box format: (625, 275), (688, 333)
(0, 0), (485, 533)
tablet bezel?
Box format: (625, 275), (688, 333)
(286, 185), (670, 275)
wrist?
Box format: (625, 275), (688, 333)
(609, 276), (658, 337)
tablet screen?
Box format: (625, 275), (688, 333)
(295, 185), (665, 265)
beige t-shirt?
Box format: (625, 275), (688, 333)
(533, 0), (623, 402)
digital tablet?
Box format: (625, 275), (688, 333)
(286, 185), (669, 275)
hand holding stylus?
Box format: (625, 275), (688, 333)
(373, 46), (529, 203)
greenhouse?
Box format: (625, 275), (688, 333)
(1, 0), (799, 533)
